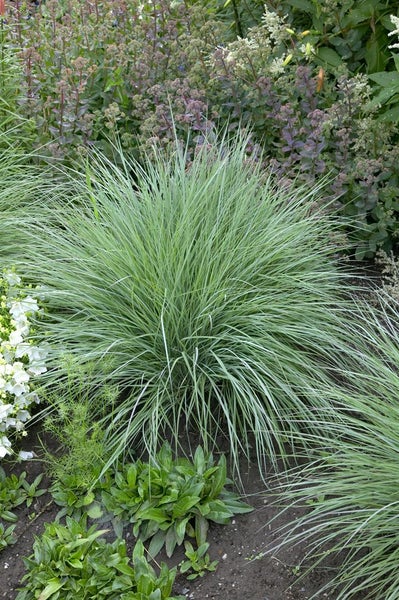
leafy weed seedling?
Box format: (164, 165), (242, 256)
(179, 541), (219, 580)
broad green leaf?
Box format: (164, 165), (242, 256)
(87, 502), (103, 519)
(147, 530), (166, 558)
(284, 0), (313, 11)
(136, 573), (154, 595)
(37, 579), (64, 600)
(223, 497), (253, 514)
(342, 5), (374, 27)
(175, 517), (189, 545)
(207, 456), (226, 499)
(165, 526), (177, 558)
(115, 562), (136, 576)
(66, 558), (83, 569)
(135, 507), (168, 524)
(126, 464), (138, 488)
(193, 446), (205, 473)
(379, 103), (399, 122)
(195, 515), (209, 546)
(172, 496), (200, 519)
(365, 35), (386, 74)
(317, 47), (342, 67)
(367, 87), (399, 109)
(368, 72), (399, 87)
(1, 510), (18, 523)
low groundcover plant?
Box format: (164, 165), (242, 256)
(100, 443), (253, 558)
(0, 270), (48, 459)
(16, 517), (183, 600)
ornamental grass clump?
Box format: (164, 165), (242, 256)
(267, 296), (399, 599)
(18, 137), (366, 473)
(269, 397), (399, 599)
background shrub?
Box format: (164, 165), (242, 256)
(2, 0), (398, 256)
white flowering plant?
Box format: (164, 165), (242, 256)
(0, 270), (48, 460)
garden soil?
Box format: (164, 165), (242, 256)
(0, 427), (366, 600)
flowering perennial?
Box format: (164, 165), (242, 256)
(0, 271), (47, 460)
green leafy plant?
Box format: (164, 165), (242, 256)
(0, 466), (46, 524)
(16, 517), (183, 600)
(100, 444), (252, 558)
(265, 0), (398, 74)
(3, 0), (223, 159)
(179, 541), (218, 580)
(0, 465), (47, 552)
(0, 521), (16, 551)
(14, 135), (380, 474)
(367, 15), (399, 121)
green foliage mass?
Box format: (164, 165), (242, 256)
(16, 518), (183, 600)
(0, 0), (398, 254)
(13, 138), (372, 473)
(0, 466), (47, 552)
(100, 444), (252, 558)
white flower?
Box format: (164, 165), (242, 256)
(18, 450), (35, 461)
(9, 330), (23, 346)
(27, 362), (47, 376)
(10, 315), (29, 337)
(15, 410), (30, 423)
(9, 296), (39, 319)
(0, 272), (46, 458)
(5, 382), (29, 397)
(388, 15), (399, 36)
(3, 417), (16, 429)
(269, 56), (286, 75)
(0, 436), (12, 458)
(3, 272), (21, 286)
(15, 343), (48, 363)
(11, 362), (30, 384)
(0, 363), (14, 377)
(0, 403), (13, 420)
(261, 7), (287, 44)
